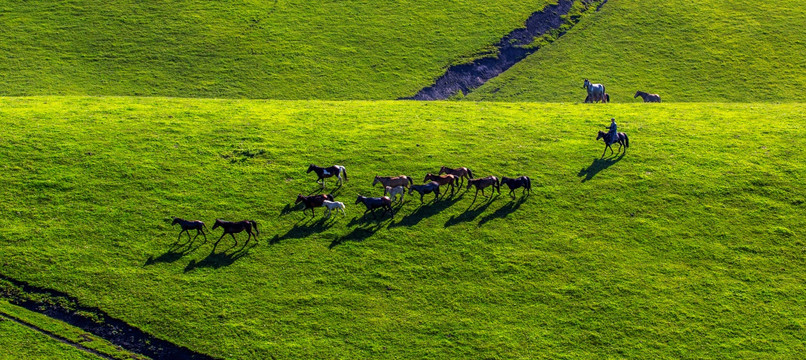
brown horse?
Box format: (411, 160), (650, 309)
(306, 164), (347, 188)
(355, 195), (394, 219)
(171, 217), (208, 242)
(584, 93), (610, 103)
(438, 166), (473, 186)
(467, 176), (500, 201)
(373, 175), (413, 188)
(596, 130), (630, 158)
(424, 173), (458, 196)
(211, 219), (259, 247)
(500, 176), (532, 198)
(634, 91), (661, 103)
(295, 194), (334, 216)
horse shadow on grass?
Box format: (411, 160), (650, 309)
(387, 195), (463, 229)
(270, 216), (335, 245)
(444, 194), (497, 227)
(477, 195), (529, 226)
(577, 153), (625, 182)
(144, 235), (206, 266)
(329, 221), (386, 249)
(184, 240), (258, 272)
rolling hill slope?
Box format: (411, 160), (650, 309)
(467, 0), (806, 102)
(0, 0), (549, 99)
(1, 97), (804, 358)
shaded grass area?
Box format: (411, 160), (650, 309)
(0, 97), (805, 358)
(469, 0), (806, 102)
(0, 0), (549, 100)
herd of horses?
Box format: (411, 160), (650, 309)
(171, 79), (643, 245)
(294, 165), (533, 220)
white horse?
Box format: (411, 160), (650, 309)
(384, 185), (406, 203)
(583, 79), (606, 103)
(322, 200), (346, 217)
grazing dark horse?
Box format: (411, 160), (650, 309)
(306, 164), (347, 188)
(171, 217), (208, 242)
(424, 173), (458, 196)
(466, 176), (500, 201)
(596, 130), (630, 158)
(634, 90), (661, 103)
(585, 93), (610, 103)
(355, 195), (394, 219)
(295, 194), (334, 216)
(211, 219), (259, 247)
(373, 175), (413, 188)
(408, 182), (441, 203)
(583, 79), (606, 103)
(438, 166), (473, 186)
(500, 176), (532, 198)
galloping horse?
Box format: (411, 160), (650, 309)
(583, 79), (606, 103)
(171, 217), (208, 242)
(355, 196), (394, 219)
(295, 194), (335, 216)
(307, 164), (347, 188)
(373, 175), (413, 188)
(438, 166), (473, 187)
(596, 130), (630, 158)
(321, 200), (346, 217)
(634, 91), (661, 103)
(466, 176), (500, 201)
(500, 176), (532, 198)
(212, 219), (259, 247)
(408, 182), (441, 203)
(424, 173), (458, 196)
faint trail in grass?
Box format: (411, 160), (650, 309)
(402, 0), (605, 100)
(0, 311), (117, 360)
(0, 274), (219, 360)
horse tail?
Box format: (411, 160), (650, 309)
(625, 134), (630, 148)
(341, 166), (348, 181)
(406, 176), (413, 186)
(525, 177), (532, 190)
(467, 168), (474, 179)
(250, 220), (259, 236)
(605, 94), (610, 103)
(496, 177), (501, 193)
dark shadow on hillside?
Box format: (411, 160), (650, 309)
(184, 241), (257, 272)
(577, 153), (625, 182)
(444, 194), (497, 227)
(270, 217), (335, 245)
(387, 196), (462, 229)
(478, 195), (528, 226)
(143, 235), (206, 266)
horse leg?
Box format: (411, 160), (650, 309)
(230, 232), (238, 246)
(601, 145), (608, 158)
(177, 229), (187, 242)
(201, 228), (208, 242)
(214, 232), (227, 249)
(609, 143), (614, 155)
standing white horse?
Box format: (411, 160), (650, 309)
(384, 185), (406, 203)
(583, 79), (606, 103)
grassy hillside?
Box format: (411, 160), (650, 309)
(0, 97), (804, 358)
(0, 0), (549, 99)
(468, 0), (806, 102)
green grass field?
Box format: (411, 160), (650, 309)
(1, 97), (804, 358)
(0, 0), (550, 100)
(468, 0), (806, 102)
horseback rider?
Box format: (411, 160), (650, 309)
(606, 118), (618, 143)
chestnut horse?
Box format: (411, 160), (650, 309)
(585, 93), (610, 103)
(634, 91), (661, 103)
(438, 166), (473, 186)
(596, 130), (630, 158)
(295, 194), (334, 216)
(424, 173), (458, 196)
(408, 182), (441, 203)
(355, 196), (394, 219)
(500, 176), (532, 198)
(467, 176), (500, 201)
(373, 175), (413, 188)
(212, 219), (259, 247)
(307, 164), (347, 188)
(171, 217), (208, 242)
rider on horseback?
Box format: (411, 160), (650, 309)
(606, 118), (618, 143)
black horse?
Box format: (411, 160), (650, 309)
(306, 164), (348, 188)
(355, 196), (394, 219)
(211, 219), (259, 247)
(171, 217), (208, 242)
(500, 176), (532, 198)
(596, 130), (629, 158)
(408, 182), (441, 203)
